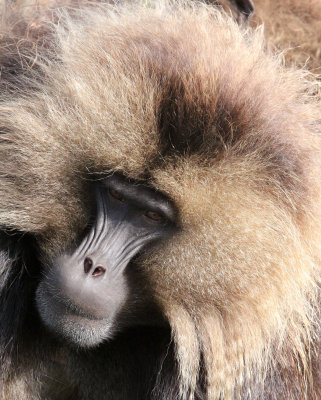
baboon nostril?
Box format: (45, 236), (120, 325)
(84, 257), (93, 274)
(92, 266), (106, 277)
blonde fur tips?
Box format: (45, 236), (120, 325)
(0, 1), (321, 399)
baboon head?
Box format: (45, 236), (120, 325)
(0, 2), (321, 398)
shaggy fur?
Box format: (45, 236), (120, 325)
(1, 1), (321, 399)
(3, 0), (321, 71)
(251, 0), (321, 72)
(216, 0), (321, 72)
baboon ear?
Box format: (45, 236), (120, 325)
(0, 231), (39, 371)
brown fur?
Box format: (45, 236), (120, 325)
(1, 1), (321, 399)
(216, 0), (321, 72)
(251, 0), (321, 72)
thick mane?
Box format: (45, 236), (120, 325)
(252, 0), (321, 72)
(0, 1), (321, 399)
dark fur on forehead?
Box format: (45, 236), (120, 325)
(133, 30), (317, 200)
(1, 3), (321, 398)
(0, 1), (319, 236)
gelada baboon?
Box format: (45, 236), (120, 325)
(1, 1), (321, 399)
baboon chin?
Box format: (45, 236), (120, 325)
(0, 1), (321, 399)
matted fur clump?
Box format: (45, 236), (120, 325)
(0, 1), (321, 399)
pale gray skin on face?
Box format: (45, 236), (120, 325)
(36, 175), (177, 347)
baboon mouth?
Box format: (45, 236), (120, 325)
(55, 295), (104, 321)
(36, 281), (105, 323)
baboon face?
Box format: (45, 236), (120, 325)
(36, 174), (177, 346)
(1, 2), (321, 397)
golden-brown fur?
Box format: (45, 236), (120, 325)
(3, 0), (321, 71)
(1, 1), (321, 399)
(251, 0), (321, 72)
(216, 0), (321, 72)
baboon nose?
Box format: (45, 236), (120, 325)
(92, 266), (106, 277)
(84, 257), (93, 273)
(84, 257), (106, 277)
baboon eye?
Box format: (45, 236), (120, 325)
(109, 188), (124, 202)
(145, 210), (164, 222)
